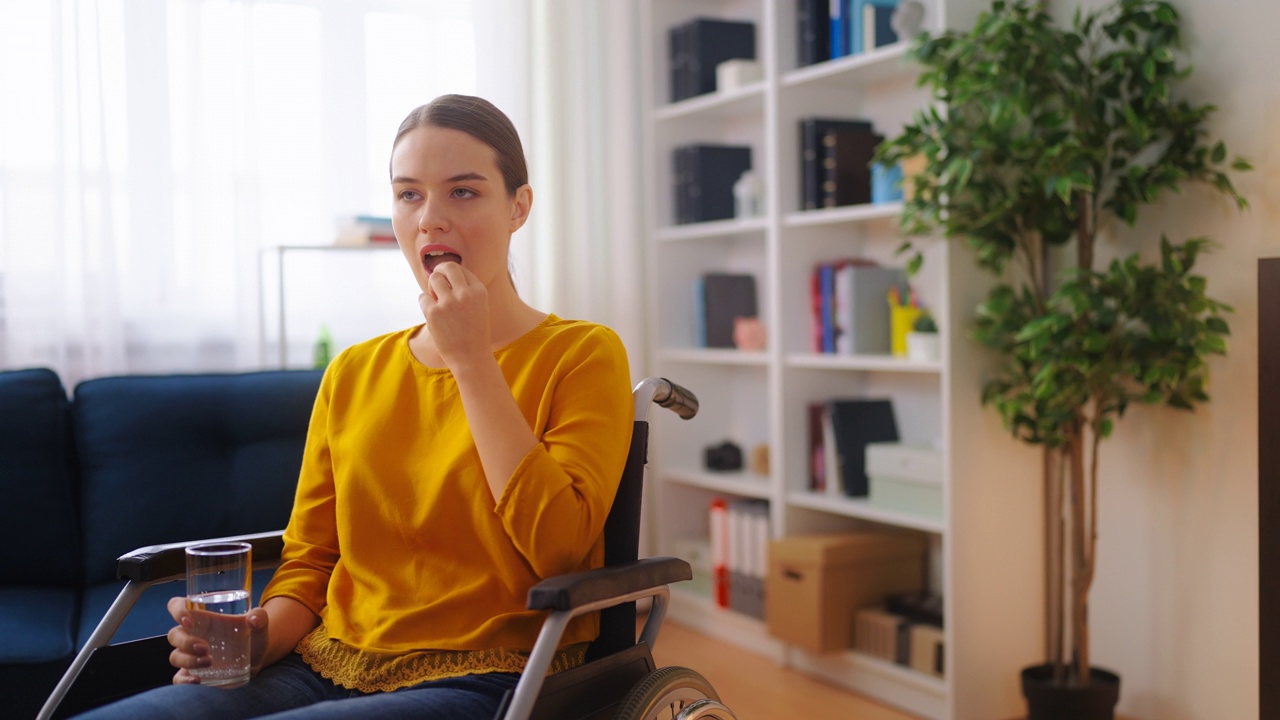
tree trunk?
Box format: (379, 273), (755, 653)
(1069, 421), (1090, 685)
(1045, 447), (1065, 675)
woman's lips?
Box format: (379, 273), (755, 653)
(421, 246), (462, 273)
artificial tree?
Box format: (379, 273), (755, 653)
(875, 0), (1249, 692)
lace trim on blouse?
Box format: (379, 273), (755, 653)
(295, 624), (588, 693)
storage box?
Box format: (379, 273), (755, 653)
(867, 443), (943, 521)
(670, 537), (712, 599)
(909, 623), (945, 678)
(765, 531), (925, 653)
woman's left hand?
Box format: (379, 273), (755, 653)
(420, 261), (491, 369)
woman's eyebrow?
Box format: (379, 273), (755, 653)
(390, 172), (489, 185)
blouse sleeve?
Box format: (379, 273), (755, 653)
(259, 357), (343, 615)
(493, 326), (634, 579)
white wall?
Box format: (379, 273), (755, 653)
(1058, 1), (1278, 718)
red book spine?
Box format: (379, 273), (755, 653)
(710, 497), (730, 608)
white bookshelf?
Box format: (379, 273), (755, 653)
(639, 1), (1043, 718)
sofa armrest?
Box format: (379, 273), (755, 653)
(116, 530), (284, 583)
(525, 557), (692, 612)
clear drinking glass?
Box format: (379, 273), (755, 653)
(185, 542), (252, 688)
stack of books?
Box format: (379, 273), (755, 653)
(809, 259), (907, 355)
(797, 0), (908, 67)
(334, 215), (395, 246)
(808, 398), (900, 497)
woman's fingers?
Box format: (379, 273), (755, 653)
(172, 668), (202, 685)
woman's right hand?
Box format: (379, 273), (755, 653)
(164, 596), (271, 684)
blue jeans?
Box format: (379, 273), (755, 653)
(70, 654), (519, 720)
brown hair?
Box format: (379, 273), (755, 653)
(391, 95), (528, 197)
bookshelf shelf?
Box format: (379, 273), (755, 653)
(784, 352), (942, 374)
(665, 467), (773, 499)
(657, 216), (768, 242)
(654, 81), (766, 123)
(641, 2), (1039, 717)
(658, 348), (770, 366)
(781, 42), (912, 89)
(787, 490), (946, 534)
(783, 202), (903, 228)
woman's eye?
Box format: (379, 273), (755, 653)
(397, 190), (420, 201)
(451, 188), (476, 199)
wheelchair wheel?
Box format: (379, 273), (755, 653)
(612, 665), (738, 720)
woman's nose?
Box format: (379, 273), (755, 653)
(417, 197), (449, 234)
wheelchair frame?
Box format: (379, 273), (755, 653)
(39, 377), (736, 720)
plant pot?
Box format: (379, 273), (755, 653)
(906, 331), (940, 362)
(1021, 664), (1121, 720)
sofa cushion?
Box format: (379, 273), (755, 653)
(73, 370), (322, 586)
(0, 368), (80, 587)
(78, 567), (278, 647)
(0, 587), (78, 662)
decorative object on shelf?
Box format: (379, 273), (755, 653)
(875, 1), (1251, 716)
(906, 310), (940, 362)
(890, 0), (926, 40)
(703, 440), (744, 472)
(748, 443), (770, 476)
(870, 161), (904, 204)
(715, 58), (761, 92)
(732, 169), (762, 219)
(668, 17), (756, 103)
(887, 285), (922, 357)
(732, 316), (766, 351)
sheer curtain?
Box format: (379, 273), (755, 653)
(0, 0), (524, 385)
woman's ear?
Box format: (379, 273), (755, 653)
(509, 184), (533, 232)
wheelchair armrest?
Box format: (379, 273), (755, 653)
(116, 530), (285, 583)
(526, 557), (692, 612)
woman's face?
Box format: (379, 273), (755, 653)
(389, 125), (531, 296)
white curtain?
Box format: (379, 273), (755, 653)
(525, 0), (648, 369)
(0, 0), (523, 385)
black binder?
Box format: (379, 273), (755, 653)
(799, 118), (873, 210)
(668, 18), (757, 102)
(827, 398), (899, 496)
(701, 273), (758, 348)
(673, 144), (752, 224)
(796, 0), (831, 68)
(822, 127), (883, 207)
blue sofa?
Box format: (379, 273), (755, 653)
(0, 367), (322, 718)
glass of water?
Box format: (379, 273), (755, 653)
(185, 542), (253, 688)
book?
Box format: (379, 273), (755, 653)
(796, 0), (831, 67)
(862, 1), (900, 50)
(831, 262), (907, 354)
(700, 273), (758, 348)
(808, 402), (827, 491)
(710, 498), (730, 608)
(827, 398), (899, 496)
(799, 117), (873, 210)
(673, 144), (753, 224)
(334, 215), (395, 246)
(668, 18), (757, 103)
(821, 126), (883, 208)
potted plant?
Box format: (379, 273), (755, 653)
(907, 310), (941, 362)
(875, 0), (1249, 717)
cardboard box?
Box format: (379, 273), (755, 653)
(765, 531), (925, 653)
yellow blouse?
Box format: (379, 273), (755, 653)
(260, 315), (633, 690)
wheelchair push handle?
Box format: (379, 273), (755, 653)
(633, 377), (698, 421)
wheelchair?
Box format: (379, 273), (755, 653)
(38, 377), (738, 720)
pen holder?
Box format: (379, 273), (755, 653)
(890, 305), (921, 357)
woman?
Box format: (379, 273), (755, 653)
(76, 94), (634, 719)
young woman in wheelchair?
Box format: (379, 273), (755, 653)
(75, 94), (634, 720)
